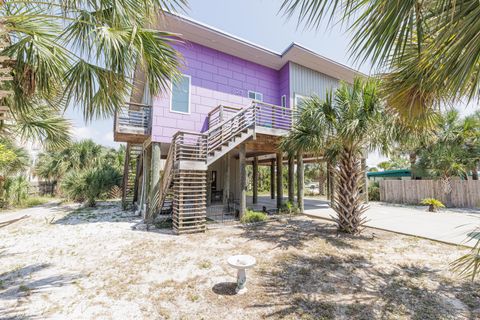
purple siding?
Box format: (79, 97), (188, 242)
(279, 63), (290, 108)
(151, 41), (286, 143)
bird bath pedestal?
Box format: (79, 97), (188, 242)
(227, 255), (256, 294)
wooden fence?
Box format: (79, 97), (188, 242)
(380, 180), (480, 208)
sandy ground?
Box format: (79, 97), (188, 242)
(0, 201), (479, 320)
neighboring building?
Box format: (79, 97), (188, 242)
(114, 13), (360, 234)
(367, 169), (413, 182)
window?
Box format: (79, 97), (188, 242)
(248, 91), (263, 101)
(281, 95), (287, 108)
(293, 94), (307, 120)
(170, 75), (191, 114)
(294, 94), (307, 111)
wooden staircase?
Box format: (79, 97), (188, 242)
(151, 101), (293, 234)
(122, 143), (143, 209)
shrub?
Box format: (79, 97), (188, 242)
(368, 181), (380, 201)
(280, 201), (300, 215)
(61, 165), (122, 207)
(61, 170), (87, 203)
(4, 176), (29, 206)
(240, 210), (268, 223)
(421, 198), (445, 212)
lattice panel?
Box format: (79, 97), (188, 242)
(172, 169), (207, 234)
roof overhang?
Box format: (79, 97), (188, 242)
(158, 13), (362, 83)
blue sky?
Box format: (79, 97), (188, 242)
(67, 0), (365, 145)
(65, 0), (474, 166)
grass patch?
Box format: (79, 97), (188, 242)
(240, 210), (268, 223)
(22, 197), (53, 208)
(189, 294), (200, 302)
(198, 260), (212, 269)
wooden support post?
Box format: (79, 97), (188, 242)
(276, 152), (283, 209)
(253, 157), (258, 204)
(223, 153), (230, 206)
(239, 144), (247, 217)
(133, 153), (143, 204)
(122, 144), (131, 210)
(297, 152), (304, 213)
(147, 142), (161, 223)
(140, 146), (151, 218)
(288, 155), (295, 203)
(270, 159), (275, 199)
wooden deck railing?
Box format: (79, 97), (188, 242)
(114, 103), (151, 136)
(173, 131), (208, 162)
(171, 101), (292, 162)
(207, 105), (242, 128)
(253, 101), (293, 131)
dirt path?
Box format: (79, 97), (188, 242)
(1, 201), (479, 319)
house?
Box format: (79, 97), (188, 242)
(114, 13), (360, 234)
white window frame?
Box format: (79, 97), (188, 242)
(281, 95), (287, 108)
(248, 90), (263, 102)
(294, 93), (307, 111)
(170, 74), (191, 114)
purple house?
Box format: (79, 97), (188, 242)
(114, 13), (359, 234)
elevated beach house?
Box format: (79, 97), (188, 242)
(114, 13), (360, 234)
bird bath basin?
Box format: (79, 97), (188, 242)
(227, 255), (256, 294)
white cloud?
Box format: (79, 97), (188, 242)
(70, 126), (119, 148)
(71, 126), (99, 140)
(367, 150), (388, 168)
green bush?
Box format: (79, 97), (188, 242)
(368, 181), (380, 201)
(421, 198), (445, 212)
(61, 165), (122, 207)
(280, 201), (300, 215)
(240, 210), (268, 223)
(3, 175), (29, 206)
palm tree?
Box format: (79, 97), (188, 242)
(414, 110), (479, 204)
(0, 138), (29, 206)
(282, 78), (389, 234)
(1, 0), (186, 121)
(35, 140), (125, 192)
(0, 104), (71, 150)
(461, 111), (480, 180)
(280, 0), (480, 118)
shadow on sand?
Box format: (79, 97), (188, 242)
(0, 263), (82, 319)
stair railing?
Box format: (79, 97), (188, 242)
(151, 101), (292, 217)
(149, 138), (176, 218)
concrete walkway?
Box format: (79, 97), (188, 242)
(254, 196), (480, 247)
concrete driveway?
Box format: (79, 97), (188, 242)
(302, 198), (480, 247)
(252, 196), (480, 247)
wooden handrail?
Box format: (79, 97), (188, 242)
(207, 104), (242, 116)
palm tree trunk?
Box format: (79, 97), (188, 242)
(409, 153), (417, 179)
(472, 162), (479, 180)
(331, 149), (368, 234)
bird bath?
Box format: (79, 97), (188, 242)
(227, 255), (256, 294)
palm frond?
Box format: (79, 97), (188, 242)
(2, 0), (187, 121)
(12, 105), (71, 150)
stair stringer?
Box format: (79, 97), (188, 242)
(206, 128), (254, 166)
